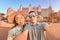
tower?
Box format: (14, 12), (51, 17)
(29, 4), (33, 12)
(18, 5), (23, 11)
(37, 5), (41, 12)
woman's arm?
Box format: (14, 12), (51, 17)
(7, 30), (14, 40)
(7, 36), (13, 40)
(7, 26), (23, 40)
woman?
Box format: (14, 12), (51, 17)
(7, 14), (25, 40)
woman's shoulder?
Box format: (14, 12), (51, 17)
(8, 26), (19, 33)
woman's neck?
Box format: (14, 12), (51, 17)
(18, 25), (23, 28)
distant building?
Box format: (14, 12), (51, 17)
(57, 10), (60, 15)
(18, 5), (54, 17)
(7, 8), (14, 16)
(0, 13), (5, 21)
(41, 6), (54, 17)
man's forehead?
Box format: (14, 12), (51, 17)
(29, 11), (38, 16)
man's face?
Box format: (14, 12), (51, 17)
(29, 12), (37, 23)
(15, 15), (25, 25)
(31, 16), (37, 23)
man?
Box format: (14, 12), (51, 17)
(24, 11), (48, 40)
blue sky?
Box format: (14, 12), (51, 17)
(0, 0), (60, 14)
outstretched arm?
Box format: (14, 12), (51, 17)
(14, 30), (28, 40)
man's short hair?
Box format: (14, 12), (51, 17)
(29, 11), (35, 14)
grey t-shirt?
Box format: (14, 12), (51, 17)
(24, 22), (48, 40)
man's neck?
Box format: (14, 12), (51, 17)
(32, 22), (37, 26)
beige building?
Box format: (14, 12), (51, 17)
(0, 13), (5, 21)
(18, 5), (54, 17)
(41, 6), (54, 17)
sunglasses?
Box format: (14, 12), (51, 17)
(29, 15), (36, 18)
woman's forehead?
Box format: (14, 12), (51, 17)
(15, 14), (24, 19)
(16, 14), (22, 17)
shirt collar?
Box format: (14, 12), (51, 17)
(29, 22), (39, 26)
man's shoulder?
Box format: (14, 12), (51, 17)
(24, 23), (32, 30)
(37, 22), (48, 26)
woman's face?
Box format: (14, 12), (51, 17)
(15, 15), (25, 25)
